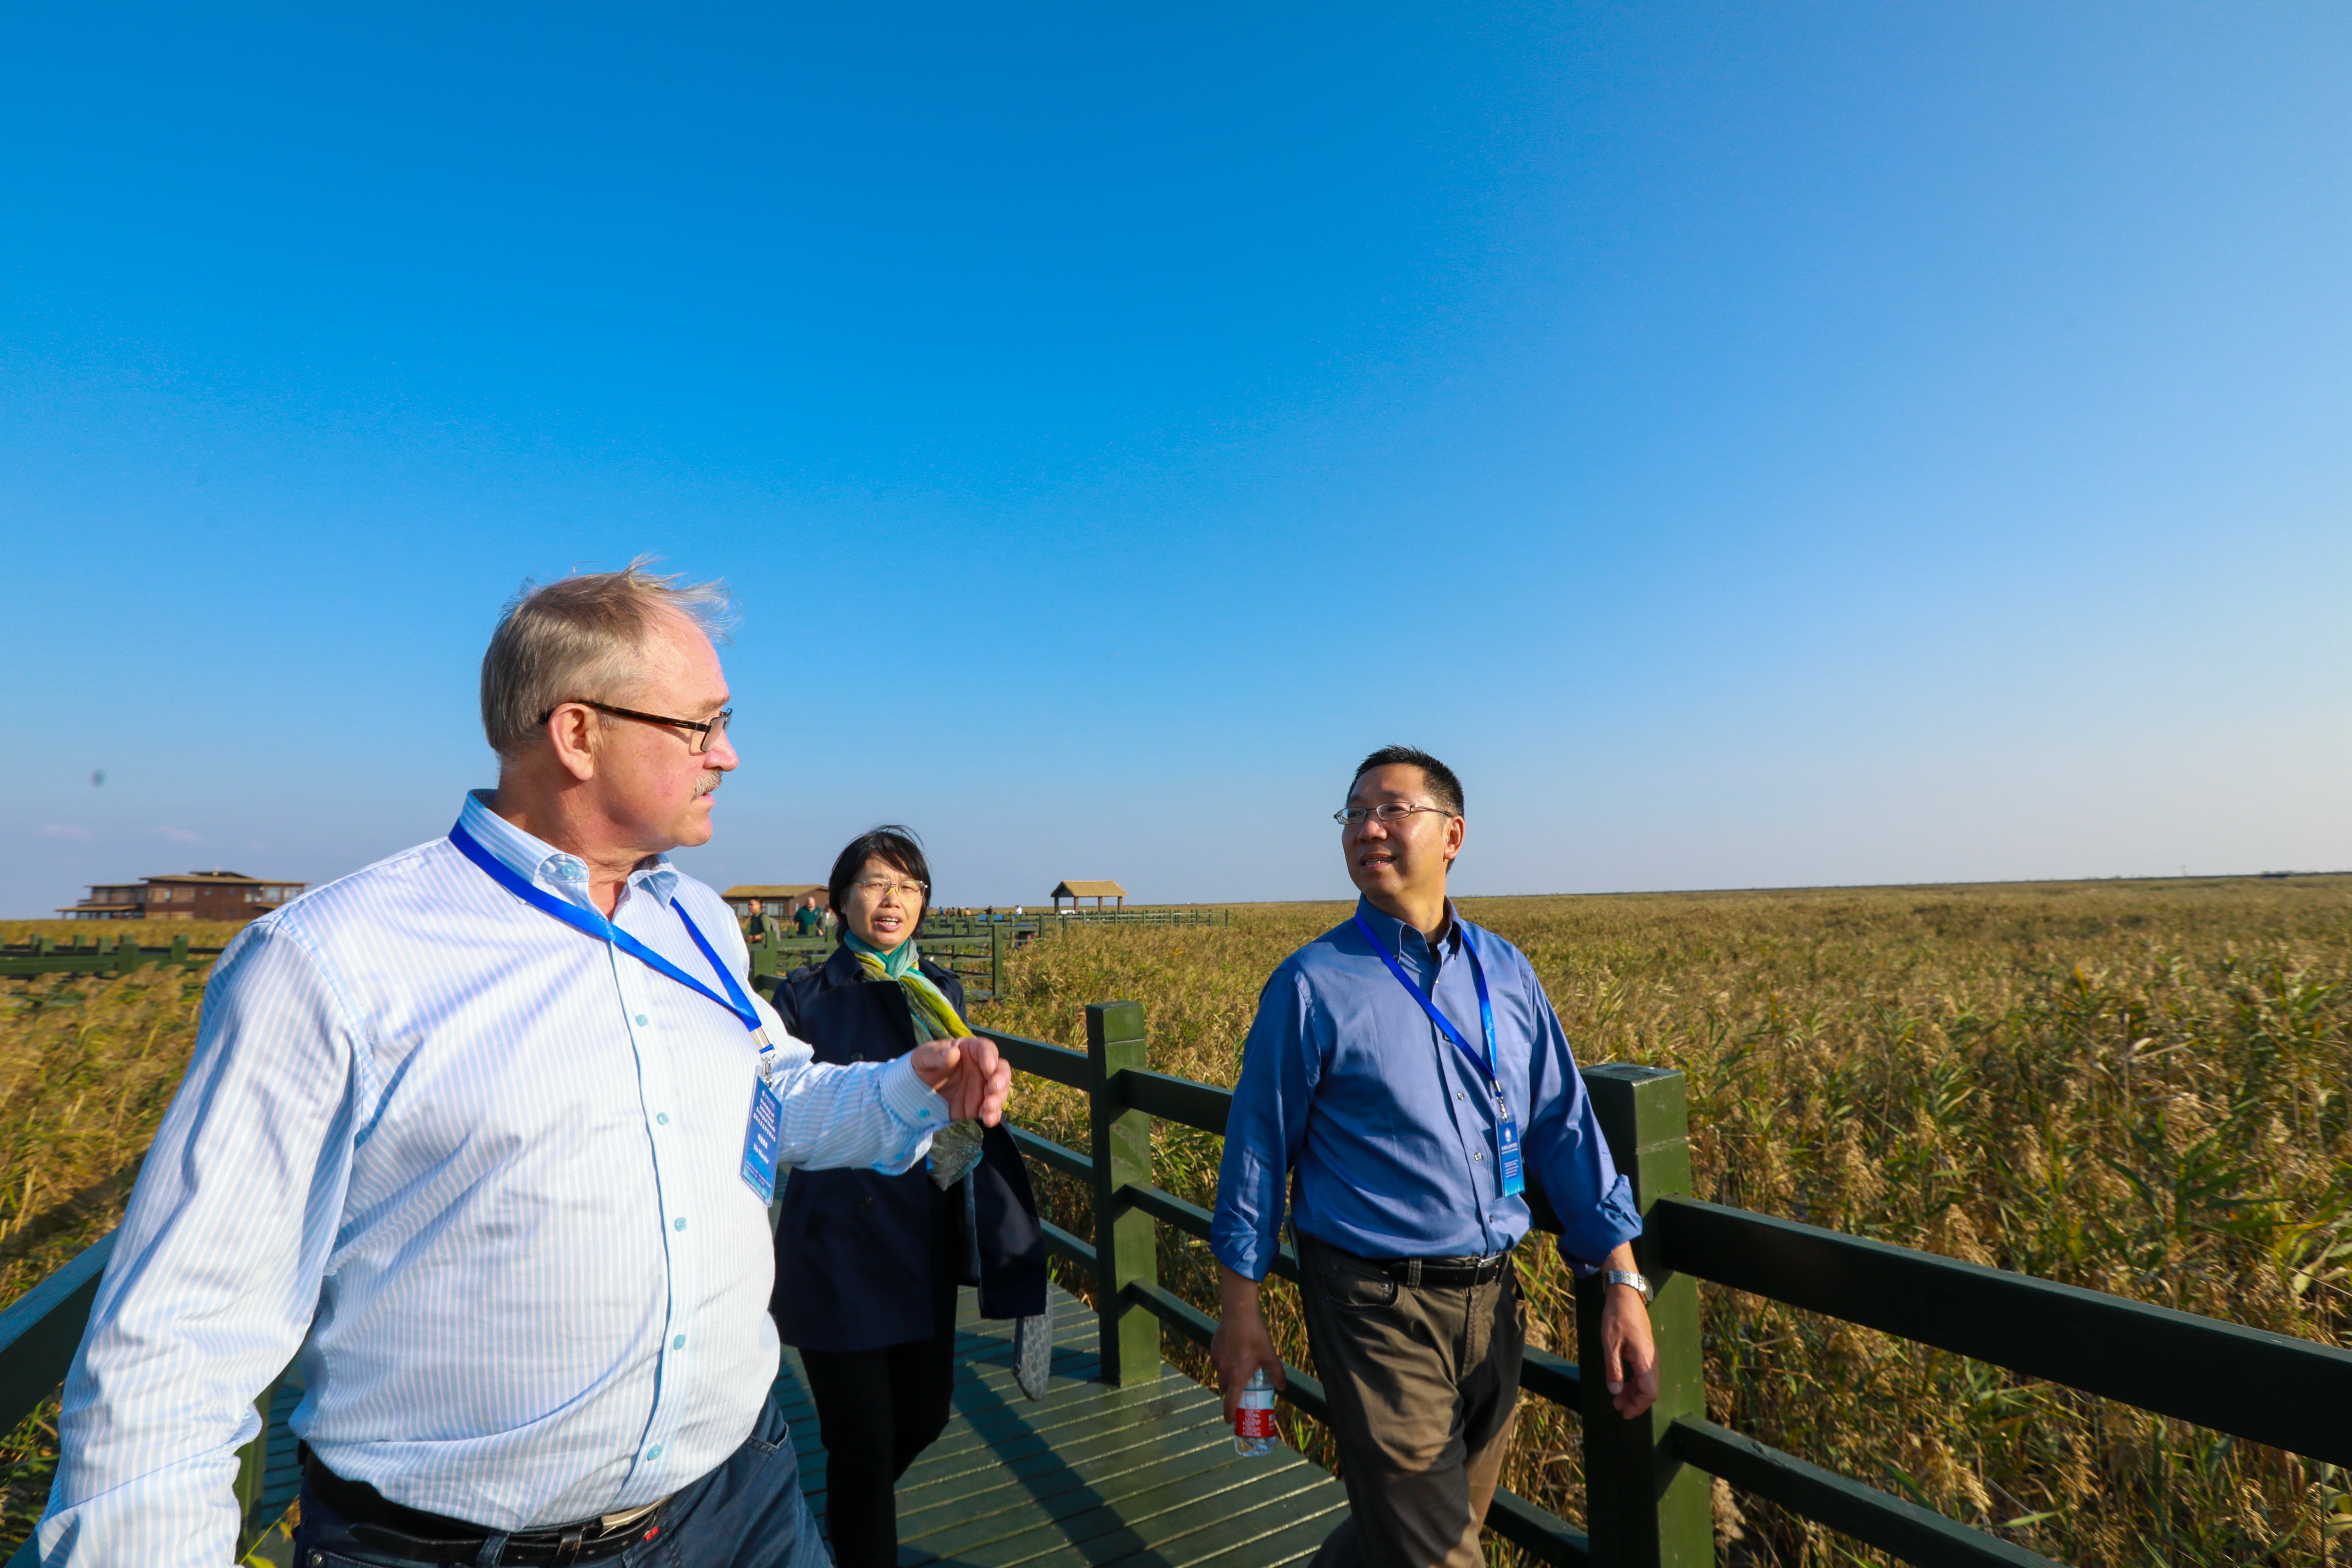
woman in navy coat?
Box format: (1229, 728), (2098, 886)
(762, 826), (1047, 1568)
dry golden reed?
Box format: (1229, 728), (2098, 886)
(978, 877), (2352, 1567)
(0, 919), (239, 1547)
(6, 879), (2351, 1564)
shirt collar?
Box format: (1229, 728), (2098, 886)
(458, 790), (679, 911)
(1352, 894), (1463, 966)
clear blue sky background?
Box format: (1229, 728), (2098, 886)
(4, 2), (2346, 914)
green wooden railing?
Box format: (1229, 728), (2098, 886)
(747, 926), (1015, 1001)
(0, 934), (218, 979)
(13, 980), (2325, 1564)
(744, 906), (1230, 1003)
(973, 1003), (2352, 1568)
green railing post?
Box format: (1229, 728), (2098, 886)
(990, 918), (1005, 1002)
(1087, 1000), (1159, 1385)
(170, 935), (190, 967)
(1578, 1064), (1710, 1568)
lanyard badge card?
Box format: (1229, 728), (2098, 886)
(739, 1074), (784, 1204)
(448, 820), (788, 1203)
(1353, 914), (1525, 1199)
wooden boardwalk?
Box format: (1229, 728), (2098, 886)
(776, 1284), (1349, 1567)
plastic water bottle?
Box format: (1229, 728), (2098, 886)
(1233, 1369), (1275, 1456)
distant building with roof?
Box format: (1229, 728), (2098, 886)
(722, 884), (828, 918)
(1051, 880), (1126, 911)
(58, 870), (308, 921)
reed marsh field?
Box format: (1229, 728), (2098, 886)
(982, 876), (2352, 1567)
(0, 919), (238, 1549)
(4, 877), (2349, 1564)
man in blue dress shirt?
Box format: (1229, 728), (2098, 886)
(38, 564), (1011, 1568)
(1210, 746), (1657, 1568)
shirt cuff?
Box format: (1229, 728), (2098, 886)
(1556, 1172), (1645, 1276)
(880, 1055), (950, 1130)
(1210, 1226), (1270, 1283)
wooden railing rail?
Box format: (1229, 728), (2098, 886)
(13, 986), (2325, 1564)
(976, 1005), (2352, 1568)
(0, 934), (217, 979)
(0, 1233), (116, 1431)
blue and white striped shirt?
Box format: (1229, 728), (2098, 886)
(38, 791), (946, 1566)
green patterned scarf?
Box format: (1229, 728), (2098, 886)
(844, 929), (986, 1187)
(844, 932), (971, 1043)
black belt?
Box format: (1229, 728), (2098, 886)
(1372, 1252), (1512, 1288)
(301, 1450), (665, 1566)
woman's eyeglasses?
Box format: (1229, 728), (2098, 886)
(852, 876), (929, 901)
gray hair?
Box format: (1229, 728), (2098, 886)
(480, 558), (734, 760)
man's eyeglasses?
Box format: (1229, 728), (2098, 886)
(1332, 802), (1454, 827)
(544, 700), (733, 755)
(851, 876), (929, 901)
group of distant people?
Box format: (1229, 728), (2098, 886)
(32, 564), (1655, 1568)
(741, 894), (831, 946)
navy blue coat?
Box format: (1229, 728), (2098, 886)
(761, 945), (1049, 1353)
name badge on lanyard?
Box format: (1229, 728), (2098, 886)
(740, 1077), (784, 1203)
(448, 820), (786, 1202)
(1352, 914), (1524, 1199)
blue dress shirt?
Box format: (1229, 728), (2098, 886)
(1210, 897), (1640, 1281)
(38, 792), (947, 1567)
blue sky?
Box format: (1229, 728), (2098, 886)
(3, 2), (2346, 914)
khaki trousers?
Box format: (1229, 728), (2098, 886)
(1298, 1234), (1524, 1568)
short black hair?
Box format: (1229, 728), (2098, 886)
(827, 825), (932, 926)
(1351, 745), (1464, 816)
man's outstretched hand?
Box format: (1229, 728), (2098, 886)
(910, 1034), (1013, 1125)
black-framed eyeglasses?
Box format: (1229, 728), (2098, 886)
(544, 700), (733, 754)
(1332, 802), (1453, 827)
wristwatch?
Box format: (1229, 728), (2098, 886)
(1602, 1269), (1653, 1306)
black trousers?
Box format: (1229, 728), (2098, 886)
(795, 1200), (961, 1568)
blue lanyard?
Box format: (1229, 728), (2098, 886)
(1351, 912), (1499, 1094)
(1353, 911), (1522, 1198)
(448, 820), (770, 1050)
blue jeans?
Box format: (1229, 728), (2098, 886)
(292, 1395), (831, 1568)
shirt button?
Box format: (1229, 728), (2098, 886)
(1473, 1151), (1485, 1161)
(674, 1217), (688, 1231)
(635, 1014), (649, 1026)
(646, 1444), (662, 1460)
(1456, 1092), (1465, 1101)
(656, 1113), (670, 1125)
(673, 1334), (686, 1349)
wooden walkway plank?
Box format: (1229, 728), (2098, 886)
(779, 1358), (1156, 1510)
(1112, 1501), (1356, 1568)
(772, 1283), (1348, 1567)
(936, 1463), (1340, 1566)
(894, 1402), (1239, 1517)
(896, 1431), (1279, 1557)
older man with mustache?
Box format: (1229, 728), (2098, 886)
(1209, 746), (1656, 1568)
(38, 563), (1010, 1568)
